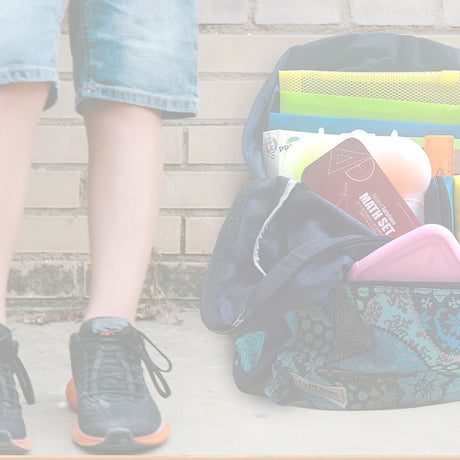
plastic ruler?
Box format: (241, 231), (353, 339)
(424, 135), (455, 176)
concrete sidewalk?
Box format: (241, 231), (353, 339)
(11, 310), (460, 457)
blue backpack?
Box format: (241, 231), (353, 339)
(200, 33), (460, 410)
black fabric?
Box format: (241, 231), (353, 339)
(200, 176), (390, 333)
(242, 33), (460, 178)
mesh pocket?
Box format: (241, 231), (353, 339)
(279, 70), (460, 105)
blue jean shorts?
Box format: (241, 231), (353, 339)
(0, 0), (198, 118)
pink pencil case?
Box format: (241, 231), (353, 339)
(347, 224), (460, 282)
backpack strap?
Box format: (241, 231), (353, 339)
(236, 234), (390, 330)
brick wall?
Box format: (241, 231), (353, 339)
(9, 0), (460, 321)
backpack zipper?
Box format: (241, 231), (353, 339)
(346, 280), (460, 289)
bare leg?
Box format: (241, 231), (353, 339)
(83, 100), (163, 324)
(0, 82), (49, 325)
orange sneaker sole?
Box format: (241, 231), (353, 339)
(0, 430), (33, 454)
(67, 377), (170, 453)
(71, 421), (170, 453)
(65, 378), (78, 410)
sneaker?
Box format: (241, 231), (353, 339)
(68, 317), (172, 453)
(0, 324), (35, 454)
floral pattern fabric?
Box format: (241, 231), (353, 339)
(234, 283), (460, 410)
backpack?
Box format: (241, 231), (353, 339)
(200, 33), (460, 410)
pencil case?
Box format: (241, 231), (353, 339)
(455, 175), (460, 241)
(424, 176), (455, 235)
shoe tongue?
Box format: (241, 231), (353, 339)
(80, 317), (131, 336)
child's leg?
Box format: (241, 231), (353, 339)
(83, 100), (163, 323)
(0, 1), (68, 453)
(67, 100), (171, 453)
(0, 82), (49, 324)
(0, 81), (49, 454)
(67, 0), (198, 452)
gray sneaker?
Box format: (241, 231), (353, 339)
(68, 317), (172, 453)
(0, 324), (35, 454)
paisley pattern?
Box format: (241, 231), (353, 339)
(329, 328), (426, 373)
(233, 284), (460, 410)
(235, 331), (267, 372)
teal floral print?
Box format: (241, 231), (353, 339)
(233, 284), (460, 410)
(398, 372), (450, 405)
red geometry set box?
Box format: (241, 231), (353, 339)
(301, 137), (421, 238)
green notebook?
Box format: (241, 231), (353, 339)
(280, 91), (460, 125)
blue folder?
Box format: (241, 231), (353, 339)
(269, 112), (460, 138)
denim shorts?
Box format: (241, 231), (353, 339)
(0, 0), (198, 118)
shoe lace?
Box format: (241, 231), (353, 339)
(0, 335), (35, 405)
(81, 328), (172, 400)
